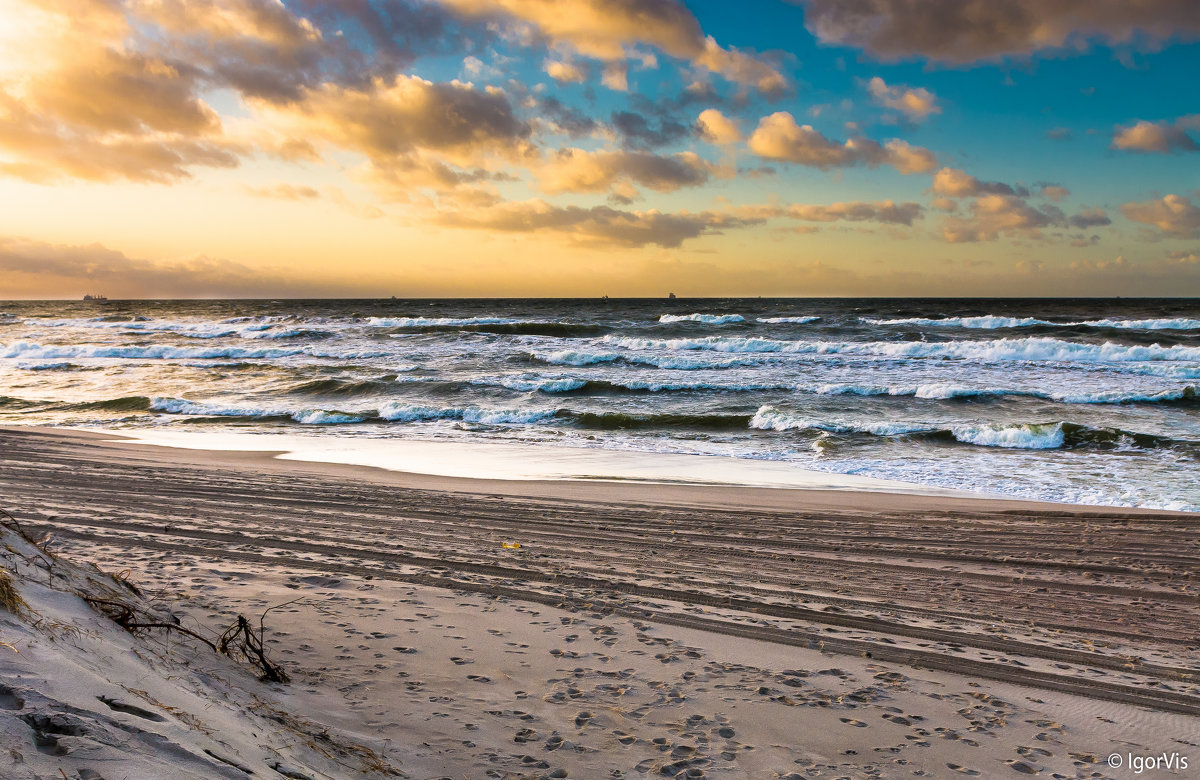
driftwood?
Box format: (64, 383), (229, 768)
(219, 614), (291, 683)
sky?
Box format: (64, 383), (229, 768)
(0, 0), (1198, 298)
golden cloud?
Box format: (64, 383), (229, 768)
(536, 148), (715, 199)
(696, 109), (741, 145)
(435, 198), (760, 248)
(434, 0), (785, 93)
(748, 112), (936, 173)
(1120, 194), (1200, 238)
(866, 76), (940, 122)
(798, 0), (1200, 63)
(1111, 119), (1199, 153)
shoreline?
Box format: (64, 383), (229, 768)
(5, 424), (1191, 516)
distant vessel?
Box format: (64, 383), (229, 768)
(82, 294), (108, 302)
(668, 292), (676, 299)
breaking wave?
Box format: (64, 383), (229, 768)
(749, 407), (1187, 451)
(863, 315), (1200, 330)
(599, 335), (1200, 362)
(658, 313), (745, 324)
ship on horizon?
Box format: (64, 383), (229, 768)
(82, 293), (108, 302)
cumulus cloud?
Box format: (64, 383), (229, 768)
(1040, 185), (1070, 202)
(940, 195), (1061, 242)
(866, 77), (940, 121)
(748, 112), (936, 173)
(436, 198), (759, 247)
(1120, 194), (1200, 238)
(610, 109), (694, 149)
(937, 188), (1111, 243)
(797, 0), (1200, 64)
(788, 200), (923, 226)
(1111, 119), (1199, 153)
(1067, 207), (1112, 229)
(545, 59), (587, 84)
(433, 0), (785, 93)
(697, 109), (741, 144)
(537, 148), (714, 199)
(931, 168), (1022, 198)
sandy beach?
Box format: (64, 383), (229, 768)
(1, 425), (1198, 779)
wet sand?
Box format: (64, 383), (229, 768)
(2, 425), (1198, 778)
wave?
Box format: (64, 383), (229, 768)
(377, 402), (554, 424)
(599, 335), (1200, 362)
(14, 361), (86, 371)
(21, 317), (331, 340)
(0, 341), (385, 361)
(532, 349), (761, 370)
(476, 374), (794, 394)
(559, 410), (752, 430)
(150, 397), (366, 425)
(749, 406), (1187, 451)
(812, 382), (1197, 404)
(367, 316), (523, 327)
(750, 407), (931, 437)
(863, 315), (1200, 330)
(658, 313), (745, 324)
(756, 316), (821, 324)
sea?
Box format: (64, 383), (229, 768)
(1, 298), (1197, 511)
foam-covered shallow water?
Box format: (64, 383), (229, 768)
(1, 298), (1197, 510)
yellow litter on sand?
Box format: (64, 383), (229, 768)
(502, 542), (522, 549)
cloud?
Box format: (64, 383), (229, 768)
(435, 198), (759, 247)
(696, 109), (741, 144)
(611, 109), (694, 149)
(1067, 207), (1111, 229)
(797, 0), (1200, 64)
(536, 97), (599, 137)
(433, 0), (785, 93)
(536, 148), (714, 198)
(545, 58), (587, 84)
(1111, 119), (1199, 153)
(1040, 185), (1070, 202)
(931, 167), (1022, 197)
(939, 194), (1061, 242)
(866, 77), (940, 121)
(0, 1), (244, 183)
(788, 200), (924, 226)
(1120, 194), (1200, 238)
(0, 235), (336, 297)
(748, 112), (936, 173)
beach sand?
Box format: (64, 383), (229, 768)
(1, 425), (1197, 779)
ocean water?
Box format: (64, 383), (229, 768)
(1, 298), (1197, 511)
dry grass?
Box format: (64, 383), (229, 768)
(0, 569), (28, 618)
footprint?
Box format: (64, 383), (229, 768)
(840, 717), (868, 728)
(946, 764), (981, 776)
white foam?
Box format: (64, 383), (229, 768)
(366, 316), (526, 327)
(951, 423), (1065, 449)
(377, 402), (554, 425)
(748, 406), (930, 436)
(658, 313), (745, 324)
(476, 376), (588, 393)
(862, 315), (1200, 330)
(599, 335), (1200, 363)
(533, 349), (756, 370)
(756, 316), (821, 324)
